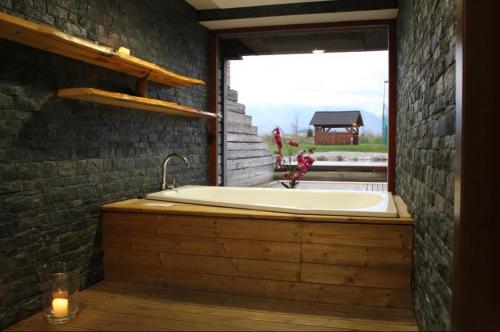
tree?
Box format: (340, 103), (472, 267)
(307, 128), (313, 138)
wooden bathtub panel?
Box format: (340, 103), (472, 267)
(302, 243), (412, 270)
(105, 247), (164, 269)
(301, 263), (411, 290)
(216, 218), (301, 242)
(159, 252), (300, 281)
(102, 203), (414, 310)
(102, 212), (157, 233)
(303, 223), (413, 249)
(105, 265), (412, 309)
(157, 215), (217, 237)
(155, 215), (301, 242)
(104, 231), (301, 262)
(105, 247), (300, 281)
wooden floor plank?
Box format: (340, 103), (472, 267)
(94, 282), (416, 321)
(6, 281), (418, 331)
(85, 286), (417, 331)
(105, 265), (413, 309)
(78, 293), (345, 331)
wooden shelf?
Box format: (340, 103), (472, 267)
(0, 12), (205, 87)
(58, 88), (218, 119)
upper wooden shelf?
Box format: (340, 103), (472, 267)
(58, 88), (218, 119)
(0, 12), (205, 87)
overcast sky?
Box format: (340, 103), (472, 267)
(229, 50), (389, 116)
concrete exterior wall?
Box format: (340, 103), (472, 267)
(224, 87), (274, 187)
(0, 0), (209, 328)
(396, 0), (456, 330)
(221, 60), (274, 187)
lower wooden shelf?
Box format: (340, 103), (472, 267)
(57, 88), (218, 118)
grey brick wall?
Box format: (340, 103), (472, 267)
(396, 0), (456, 330)
(0, 0), (209, 328)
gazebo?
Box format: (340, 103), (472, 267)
(309, 111), (364, 145)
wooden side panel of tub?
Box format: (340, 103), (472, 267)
(103, 212), (413, 309)
(103, 212), (302, 283)
(301, 222), (413, 306)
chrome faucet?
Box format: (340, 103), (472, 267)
(162, 153), (190, 190)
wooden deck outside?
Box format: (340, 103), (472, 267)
(262, 181), (388, 192)
(7, 281), (418, 331)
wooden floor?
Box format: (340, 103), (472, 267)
(7, 281), (417, 331)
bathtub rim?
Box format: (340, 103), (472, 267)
(145, 185), (399, 218)
(102, 196), (413, 225)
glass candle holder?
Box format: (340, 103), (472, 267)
(37, 262), (79, 324)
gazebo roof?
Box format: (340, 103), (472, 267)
(309, 111), (364, 127)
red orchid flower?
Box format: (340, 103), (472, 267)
(297, 162), (308, 173)
(303, 156), (315, 166)
(276, 154), (283, 168)
(272, 128), (283, 151)
(272, 127), (314, 188)
(295, 151), (304, 163)
(298, 155), (315, 173)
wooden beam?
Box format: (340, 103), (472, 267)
(452, 0), (500, 329)
(211, 19), (395, 35)
(198, 1), (398, 22)
(387, 20), (397, 193)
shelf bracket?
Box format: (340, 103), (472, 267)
(136, 71), (152, 97)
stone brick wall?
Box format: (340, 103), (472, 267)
(0, 0), (209, 328)
(396, 0), (456, 330)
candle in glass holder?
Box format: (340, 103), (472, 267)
(52, 290), (68, 318)
(52, 298), (68, 318)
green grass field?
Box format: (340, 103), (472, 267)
(266, 136), (388, 154)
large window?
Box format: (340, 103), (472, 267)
(216, 25), (393, 191)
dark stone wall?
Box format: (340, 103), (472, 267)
(396, 0), (456, 330)
(0, 0), (209, 328)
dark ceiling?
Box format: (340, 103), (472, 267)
(198, 0), (398, 21)
(221, 26), (388, 59)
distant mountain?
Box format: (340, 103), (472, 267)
(242, 103), (383, 136)
(359, 110), (384, 136)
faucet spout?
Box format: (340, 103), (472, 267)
(162, 153), (190, 190)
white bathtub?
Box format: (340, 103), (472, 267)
(146, 185), (398, 217)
